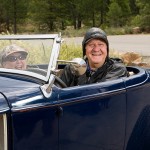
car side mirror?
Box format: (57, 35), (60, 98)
(70, 58), (87, 76)
(57, 58), (87, 76)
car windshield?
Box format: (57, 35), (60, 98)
(0, 34), (61, 82)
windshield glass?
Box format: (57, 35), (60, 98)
(0, 34), (60, 81)
(0, 39), (53, 70)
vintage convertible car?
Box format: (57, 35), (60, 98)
(0, 34), (150, 150)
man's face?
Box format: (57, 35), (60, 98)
(85, 39), (107, 69)
(2, 52), (27, 70)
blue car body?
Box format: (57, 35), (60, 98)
(0, 34), (150, 150)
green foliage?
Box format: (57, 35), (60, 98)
(135, 0), (150, 28)
(107, 2), (123, 27)
(105, 27), (126, 35)
(129, 0), (139, 15)
(59, 43), (82, 60)
(29, 0), (58, 31)
(0, 0), (29, 33)
(27, 45), (50, 65)
(130, 15), (142, 26)
(123, 26), (133, 34)
(61, 27), (88, 37)
(0, 0), (149, 34)
(107, 0), (131, 27)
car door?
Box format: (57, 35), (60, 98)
(58, 78), (126, 150)
(123, 67), (150, 150)
(7, 84), (60, 150)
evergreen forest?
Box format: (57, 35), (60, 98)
(0, 0), (149, 34)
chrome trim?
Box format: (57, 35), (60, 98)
(46, 35), (61, 80)
(40, 74), (56, 98)
(0, 68), (46, 81)
(0, 114), (7, 150)
(0, 34), (58, 40)
(3, 114), (7, 150)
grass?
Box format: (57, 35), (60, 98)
(59, 26), (135, 37)
(59, 43), (82, 60)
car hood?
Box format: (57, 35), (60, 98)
(0, 75), (43, 112)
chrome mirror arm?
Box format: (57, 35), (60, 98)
(40, 74), (55, 98)
(57, 58), (87, 76)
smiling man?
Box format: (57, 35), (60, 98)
(60, 27), (128, 86)
(0, 44), (28, 70)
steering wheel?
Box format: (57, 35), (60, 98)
(27, 68), (67, 88)
(54, 76), (67, 88)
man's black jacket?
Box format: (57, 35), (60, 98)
(60, 58), (128, 87)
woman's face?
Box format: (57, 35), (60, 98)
(2, 52), (27, 70)
(85, 39), (107, 69)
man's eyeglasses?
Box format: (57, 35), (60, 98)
(4, 54), (27, 62)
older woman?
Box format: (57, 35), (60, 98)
(0, 44), (28, 70)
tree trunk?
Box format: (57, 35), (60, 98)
(77, 15), (82, 29)
(92, 11), (95, 27)
(48, 21), (54, 31)
(6, 15), (10, 32)
(100, 10), (104, 25)
(73, 18), (77, 29)
(100, 0), (104, 25)
(61, 21), (65, 30)
(77, 20), (81, 29)
(13, 0), (17, 34)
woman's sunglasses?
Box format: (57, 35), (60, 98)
(4, 54), (27, 62)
